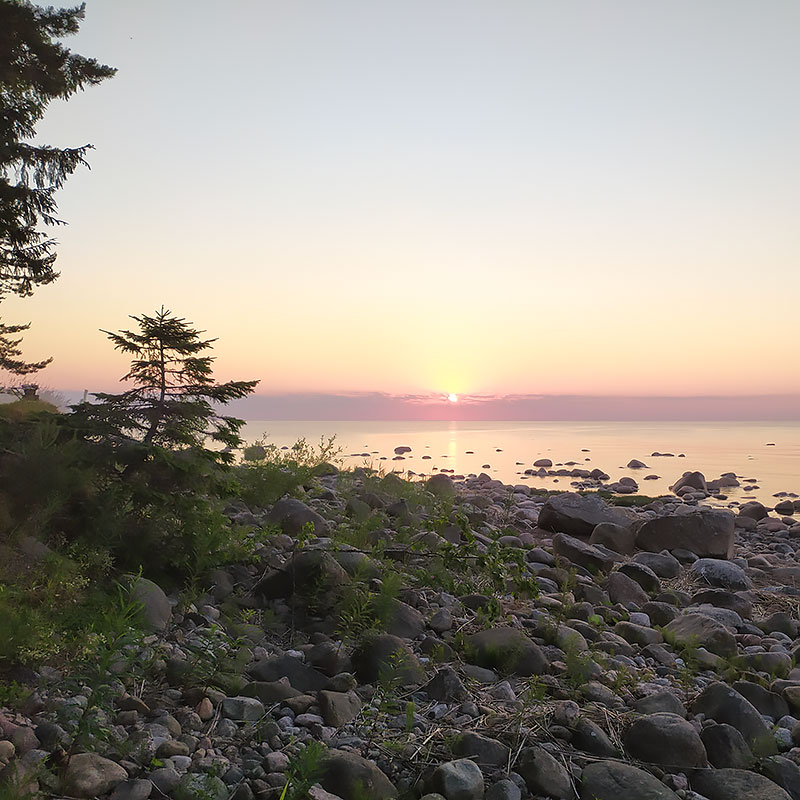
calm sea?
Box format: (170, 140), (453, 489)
(240, 421), (800, 508)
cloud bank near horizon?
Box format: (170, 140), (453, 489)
(222, 392), (800, 421)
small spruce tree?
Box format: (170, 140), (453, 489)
(74, 307), (258, 463)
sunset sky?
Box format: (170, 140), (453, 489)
(6, 1), (800, 418)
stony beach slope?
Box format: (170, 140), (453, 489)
(5, 466), (800, 800)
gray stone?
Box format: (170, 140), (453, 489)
(700, 723), (754, 769)
(426, 474), (457, 499)
(424, 667), (468, 702)
(130, 577), (171, 632)
(692, 768), (791, 800)
(590, 522), (635, 555)
(553, 533), (614, 574)
(633, 551), (681, 578)
(266, 497), (329, 536)
(320, 750), (397, 799)
(579, 760), (680, 799)
(692, 682), (778, 756)
(454, 732), (510, 767)
(517, 746), (574, 798)
(691, 558), (752, 591)
(607, 571), (649, 606)
(319, 691), (362, 728)
(110, 779), (153, 800)
(635, 512), (735, 559)
(464, 627), (548, 676)
(221, 696), (265, 721)
(623, 712), (707, 771)
(60, 753), (128, 798)
(539, 493), (634, 538)
(664, 613), (736, 658)
(430, 758), (484, 800)
(351, 633), (425, 685)
(635, 691), (686, 717)
(174, 774), (228, 800)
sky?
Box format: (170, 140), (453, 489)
(6, 1), (800, 419)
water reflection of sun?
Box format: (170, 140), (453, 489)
(447, 393), (458, 403)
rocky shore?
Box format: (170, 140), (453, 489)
(4, 466), (800, 800)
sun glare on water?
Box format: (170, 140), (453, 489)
(447, 393), (458, 403)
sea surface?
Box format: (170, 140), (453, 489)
(240, 420), (800, 509)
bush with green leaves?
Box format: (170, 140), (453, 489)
(235, 434), (340, 506)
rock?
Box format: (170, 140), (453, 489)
(623, 713), (707, 771)
(732, 682), (789, 720)
(149, 768), (181, 795)
(579, 760), (680, 799)
(61, 753), (128, 798)
(691, 558), (752, 591)
(691, 768), (791, 800)
(635, 511), (735, 559)
(424, 667), (468, 702)
(111, 780), (154, 800)
(384, 599), (426, 639)
(174, 774), (228, 800)
(539, 493), (634, 537)
(486, 780), (521, 800)
(635, 691), (686, 717)
(618, 562), (661, 593)
(266, 497), (329, 536)
(517, 746), (574, 799)
(590, 523), (635, 555)
(242, 679), (302, 703)
(553, 533), (614, 574)
(571, 717), (620, 757)
(429, 758), (484, 800)
(253, 550), (349, 599)
(320, 750), (397, 799)
(221, 696), (265, 721)
(453, 732), (510, 767)
(464, 627), (548, 676)
(632, 551), (681, 578)
(664, 613), (736, 658)
(761, 755), (800, 800)
(700, 723), (754, 768)
(692, 682), (778, 756)
(607, 571), (649, 606)
(739, 500), (769, 520)
(248, 655), (330, 693)
(318, 690), (362, 727)
(351, 633), (425, 685)
(130, 577), (172, 632)
(426, 474), (457, 499)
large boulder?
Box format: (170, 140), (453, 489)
(425, 473), (457, 499)
(664, 613), (736, 658)
(463, 627), (548, 676)
(691, 558), (752, 591)
(319, 750), (397, 800)
(266, 497), (329, 536)
(538, 493), (634, 538)
(351, 633), (425, 686)
(691, 768), (791, 800)
(623, 712), (707, 771)
(253, 549), (349, 599)
(553, 533), (615, 574)
(579, 761), (680, 799)
(129, 577), (171, 632)
(635, 511), (735, 559)
(671, 471), (707, 492)
(692, 682), (777, 756)
(60, 753), (128, 798)
(517, 746), (575, 799)
(429, 758), (484, 800)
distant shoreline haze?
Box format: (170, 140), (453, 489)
(41, 391), (800, 421)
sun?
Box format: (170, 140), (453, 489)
(447, 393), (458, 403)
